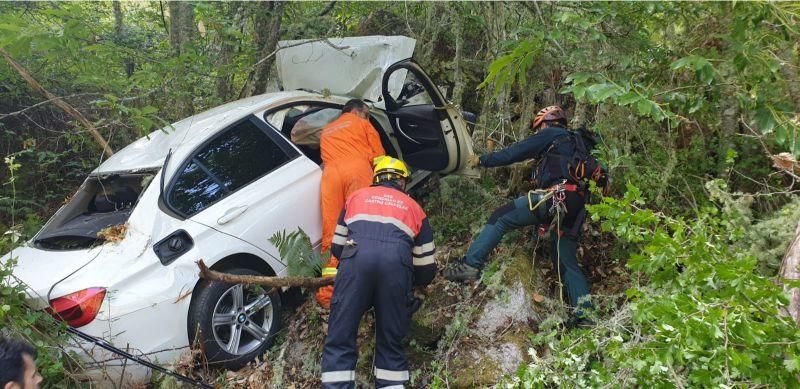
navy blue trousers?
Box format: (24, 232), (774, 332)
(465, 194), (592, 312)
(321, 240), (413, 388)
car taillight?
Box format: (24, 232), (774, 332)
(47, 287), (106, 328)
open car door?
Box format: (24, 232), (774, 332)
(381, 59), (474, 174)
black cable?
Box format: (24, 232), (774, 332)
(66, 327), (213, 388)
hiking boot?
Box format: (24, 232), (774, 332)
(566, 316), (595, 330)
(443, 258), (480, 282)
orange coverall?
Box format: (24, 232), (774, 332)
(316, 112), (385, 308)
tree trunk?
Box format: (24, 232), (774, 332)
(717, 99), (738, 176)
(571, 100), (589, 129)
(449, 2), (465, 107)
(167, 1), (196, 117)
(478, 1), (509, 149)
(780, 45), (800, 112)
(168, 1), (196, 56)
(215, 3), (244, 102)
(419, 3), (445, 69)
(247, 1), (285, 97)
(112, 1), (134, 77)
(168, 2), (182, 56)
(780, 220), (800, 326)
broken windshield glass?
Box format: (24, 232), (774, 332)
(34, 171), (156, 250)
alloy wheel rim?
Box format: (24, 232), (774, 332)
(211, 284), (273, 356)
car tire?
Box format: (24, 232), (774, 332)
(188, 268), (282, 370)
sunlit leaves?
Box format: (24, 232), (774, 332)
(479, 36), (545, 93)
(561, 73), (673, 123)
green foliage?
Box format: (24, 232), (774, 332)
(504, 184), (800, 387)
(423, 175), (501, 246)
(480, 36), (545, 94)
(746, 198), (800, 274)
(268, 229), (324, 278)
(0, 158), (80, 385)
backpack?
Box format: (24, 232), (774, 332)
(533, 127), (609, 193)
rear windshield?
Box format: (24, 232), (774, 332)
(34, 172), (155, 250)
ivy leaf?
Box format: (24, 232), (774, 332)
(617, 92), (641, 106)
(752, 106), (777, 134)
(570, 85), (587, 100)
(565, 72), (594, 85)
(587, 83), (621, 103)
(636, 98), (655, 117)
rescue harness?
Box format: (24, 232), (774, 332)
(526, 181), (576, 305)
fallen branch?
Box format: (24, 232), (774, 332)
(197, 260), (334, 289)
(319, 1), (337, 16)
(0, 47), (114, 157)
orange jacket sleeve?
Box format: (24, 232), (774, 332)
(363, 120), (386, 159)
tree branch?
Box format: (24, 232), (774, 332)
(197, 260), (334, 289)
(0, 48), (114, 157)
(319, 1), (337, 16)
(0, 93), (100, 120)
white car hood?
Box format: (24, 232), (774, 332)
(276, 35), (416, 102)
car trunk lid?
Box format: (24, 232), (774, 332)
(1, 244), (107, 309)
(276, 35), (416, 102)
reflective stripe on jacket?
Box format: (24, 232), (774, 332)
(331, 184), (436, 286)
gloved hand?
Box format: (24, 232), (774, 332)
(467, 154), (481, 168)
(315, 257), (340, 309)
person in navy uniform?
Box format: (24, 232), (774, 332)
(321, 156), (436, 389)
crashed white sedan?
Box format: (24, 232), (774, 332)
(1, 36), (474, 381)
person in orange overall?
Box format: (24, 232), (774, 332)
(316, 99), (386, 308)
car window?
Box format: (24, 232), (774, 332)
(170, 161), (226, 216)
(169, 119), (292, 216)
(389, 71), (433, 107)
(265, 105), (309, 129)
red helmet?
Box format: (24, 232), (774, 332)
(531, 105), (567, 130)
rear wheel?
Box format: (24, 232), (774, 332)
(188, 268), (282, 370)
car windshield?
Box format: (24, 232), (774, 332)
(34, 171), (156, 250)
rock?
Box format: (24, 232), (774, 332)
(475, 280), (540, 336)
(441, 257), (546, 387)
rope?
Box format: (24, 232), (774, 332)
(529, 229), (542, 286)
(555, 206), (564, 304)
(527, 188), (553, 212)
(527, 183), (567, 305)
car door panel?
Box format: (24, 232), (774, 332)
(381, 59), (474, 174)
(165, 115), (322, 266)
(191, 158), (321, 263)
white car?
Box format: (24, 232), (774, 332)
(1, 36), (474, 382)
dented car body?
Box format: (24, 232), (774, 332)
(1, 36), (475, 382)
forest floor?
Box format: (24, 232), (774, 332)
(165, 175), (628, 388)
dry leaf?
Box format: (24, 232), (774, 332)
(771, 152), (800, 173)
(533, 294), (545, 303)
(97, 223), (128, 243)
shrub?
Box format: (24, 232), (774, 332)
(505, 183), (800, 387)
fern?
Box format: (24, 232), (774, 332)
(268, 228), (324, 278)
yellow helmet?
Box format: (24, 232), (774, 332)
(373, 156), (410, 184)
